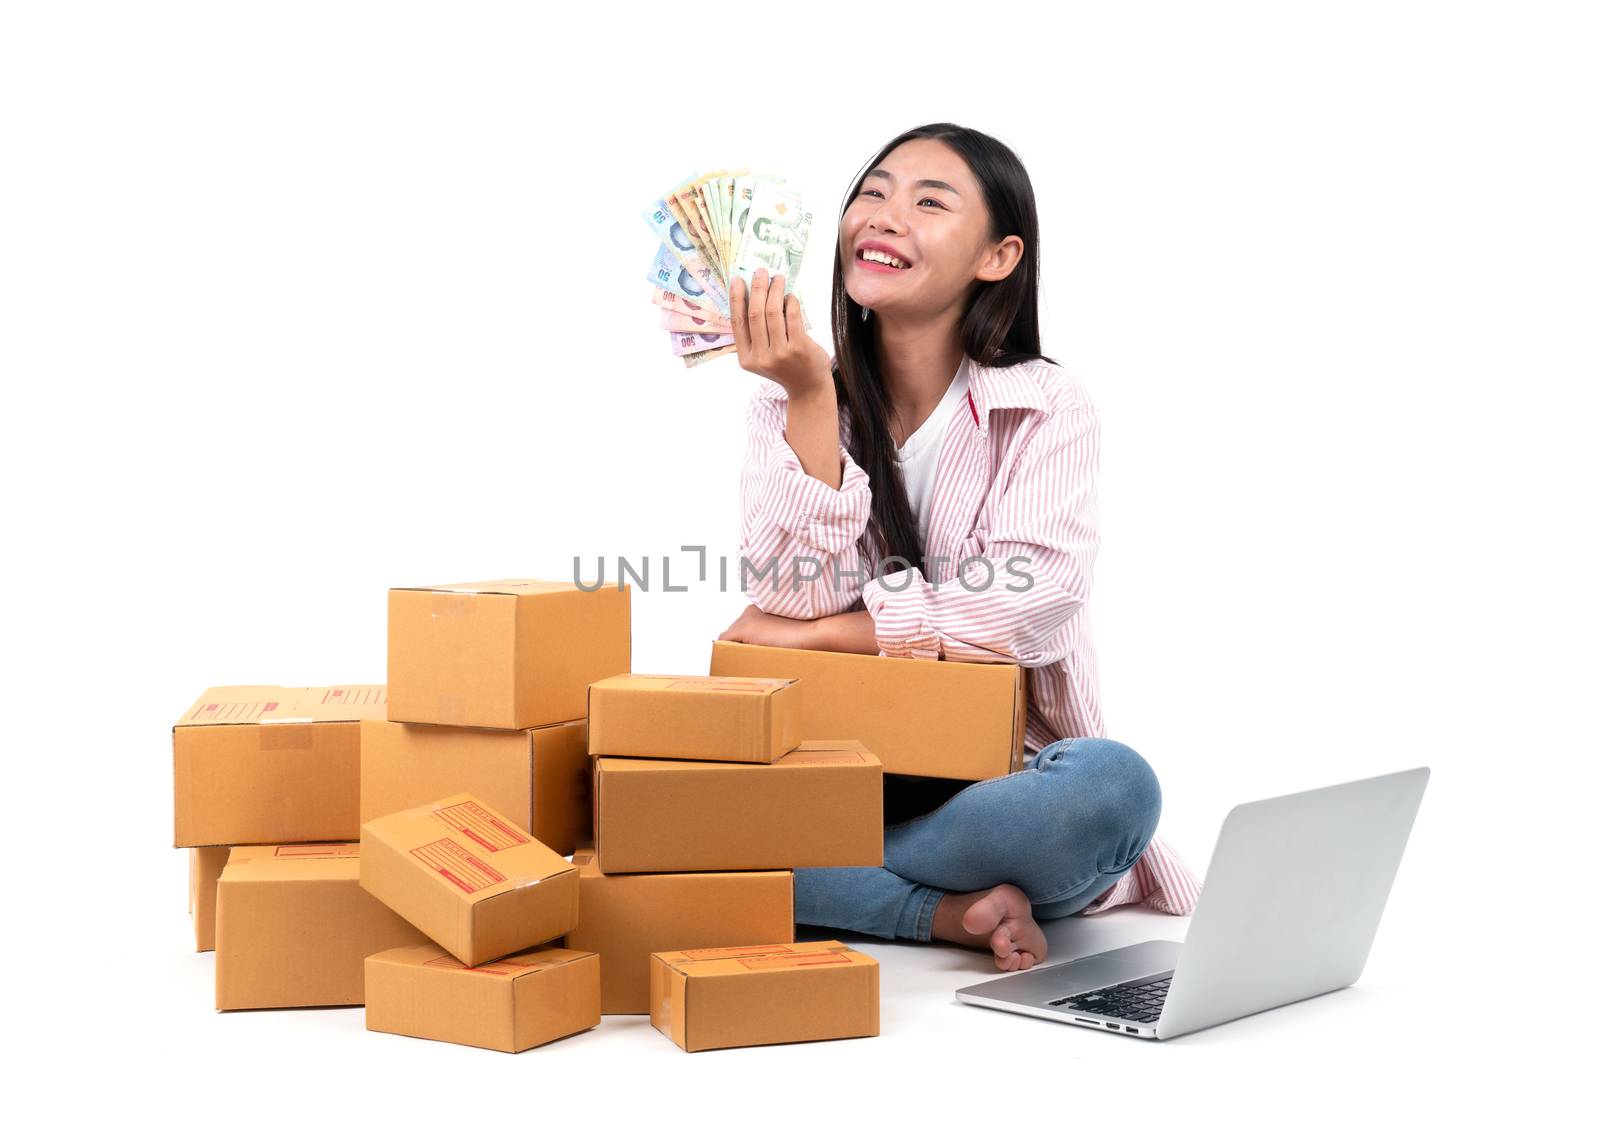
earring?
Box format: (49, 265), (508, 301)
(860, 306), (871, 321)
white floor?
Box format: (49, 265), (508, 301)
(100, 882), (1559, 1136)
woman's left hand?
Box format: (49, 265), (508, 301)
(718, 603), (817, 650)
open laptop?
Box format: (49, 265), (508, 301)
(955, 766), (1429, 1040)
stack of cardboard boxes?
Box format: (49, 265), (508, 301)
(357, 580), (629, 1049)
(175, 578), (1033, 1054)
(579, 672), (886, 1048)
(174, 580), (629, 1044)
(174, 684), (424, 1008)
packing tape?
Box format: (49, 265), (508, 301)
(258, 722), (315, 750)
(436, 695), (467, 723)
(431, 593), (473, 618)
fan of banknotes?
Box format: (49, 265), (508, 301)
(644, 170), (814, 368)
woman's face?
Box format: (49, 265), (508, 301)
(839, 137), (1020, 318)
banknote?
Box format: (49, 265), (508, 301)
(643, 170), (812, 367)
(643, 196), (726, 309)
(670, 331), (734, 356)
(682, 342), (737, 368)
(729, 178), (812, 288)
(652, 286), (728, 324)
(659, 306), (732, 334)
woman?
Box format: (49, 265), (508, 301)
(718, 123), (1199, 972)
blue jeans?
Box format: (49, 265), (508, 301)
(794, 737), (1162, 941)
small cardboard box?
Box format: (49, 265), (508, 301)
(387, 580), (631, 730)
(650, 940), (879, 1052)
(587, 673), (801, 763)
(173, 685), (388, 847)
(594, 740), (883, 873)
(360, 793), (579, 967)
(710, 640), (1027, 781)
(564, 849), (794, 1014)
(214, 843), (424, 1010)
(360, 718), (591, 855)
(365, 943), (600, 1053)
(188, 846), (232, 952)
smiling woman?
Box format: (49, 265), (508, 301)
(719, 122), (1199, 972)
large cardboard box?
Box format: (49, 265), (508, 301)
(587, 674), (801, 763)
(173, 684), (387, 847)
(214, 843), (424, 1010)
(360, 718), (591, 855)
(709, 640), (1027, 781)
(188, 845), (232, 952)
(360, 793), (579, 967)
(563, 849), (794, 1014)
(365, 943), (600, 1053)
(649, 940), (879, 1052)
(594, 740), (883, 873)
(387, 580), (631, 729)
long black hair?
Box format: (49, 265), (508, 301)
(829, 122), (1058, 577)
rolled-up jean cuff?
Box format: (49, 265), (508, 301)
(896, 884), (944, 941)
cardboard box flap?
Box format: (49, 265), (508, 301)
(227, 843), (358, 863)
(657, 940), (870, 979)
(789, 740), (878, 760)
(391, 580), (584, 597)
(596, 742), (877, 773)
(300, 687), (388, 721)
(178, 685), (386, 726)
(373, 943), (594, 980)
(178, 686), (295, 726)
(222, 843), (362, 882)
(591, 674), (797, 695)
(568, 847), (791, 885)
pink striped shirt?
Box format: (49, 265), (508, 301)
(737, 355), (1201, 916)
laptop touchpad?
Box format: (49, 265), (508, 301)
(1048, 941), (1181, 993)
(1050, 953), (1151, 994)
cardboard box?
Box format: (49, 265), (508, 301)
(214, 843), (424, 1010)
(587, 673), (801, 763)
(188, 845), (232, 952)
(594, 740), (883, 873)
(173, 684), (387, 847)
(387, 580), (631, 729)
(650, 940), (879, 1051)
(360, 793), (579, 966)
(360, 718), (591, 855)
(365, 943), (600, 1053)
(563, 849), (793, 1014)
(710, 640), (1027, 781)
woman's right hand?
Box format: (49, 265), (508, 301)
(730, 268), (833, 398)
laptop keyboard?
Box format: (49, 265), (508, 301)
(1049, 972), (1173, 1023)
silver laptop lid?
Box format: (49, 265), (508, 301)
(1157, 766), (1430, 1039)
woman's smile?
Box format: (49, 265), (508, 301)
(855, 240), (914, 274)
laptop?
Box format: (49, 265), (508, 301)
(955, 766), (1429, 1040)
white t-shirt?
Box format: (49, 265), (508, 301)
(893, 356), (972, 553)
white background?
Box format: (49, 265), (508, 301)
(3, 1), (1594, 1132)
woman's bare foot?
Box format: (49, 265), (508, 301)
(931, 883), (1048, 971)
